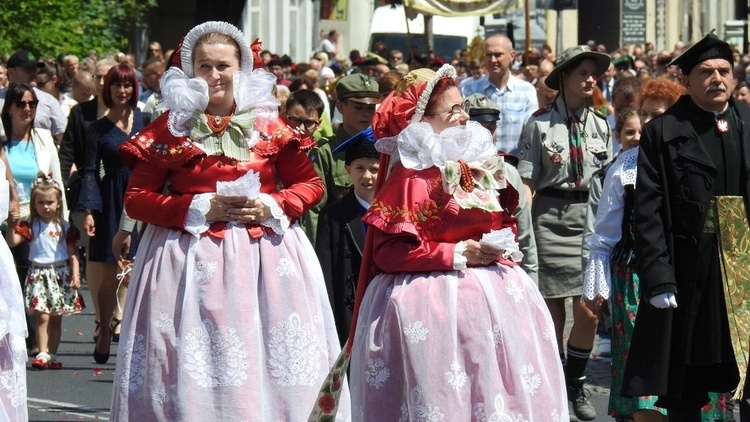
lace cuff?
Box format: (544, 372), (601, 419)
(453, 241), (468, 271)
(258, 193), (289, 235)
(185, 193), (214, 237)
(583, 250), (611, 300)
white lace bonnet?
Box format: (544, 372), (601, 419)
(178, 21), (255, 77)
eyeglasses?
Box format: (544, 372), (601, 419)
(14, 100), (39, 109)
(36, 78), (51, 86)
(287, 115), (320, 130)
(425, 104), (464, 120)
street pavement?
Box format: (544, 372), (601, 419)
(23, 291), (739, 421)
(26, 285), (114, 421)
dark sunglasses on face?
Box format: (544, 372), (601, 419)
(14, 100), (39, 109)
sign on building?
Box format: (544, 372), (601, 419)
(622, 0), (646, 45)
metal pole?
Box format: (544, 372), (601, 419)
(312, 0), (321, 54)
(556, 8), (563, 56)
(525, 0), (531, 55)
(403, 7), (415, 65)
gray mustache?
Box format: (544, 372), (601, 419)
(706, 85), (727, 93)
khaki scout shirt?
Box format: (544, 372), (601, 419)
(300, 125), (353, 244)
(517, 97), (612, 192)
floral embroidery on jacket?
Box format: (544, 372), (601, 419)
(370, 199), (440, 227)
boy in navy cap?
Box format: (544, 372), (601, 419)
(315, 128), (379, 345)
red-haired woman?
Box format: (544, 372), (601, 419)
(77, 63), (149, 362)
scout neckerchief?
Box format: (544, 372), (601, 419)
(567, 108), (587, 187)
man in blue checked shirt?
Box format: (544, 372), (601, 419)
(460, 35), (538, 156)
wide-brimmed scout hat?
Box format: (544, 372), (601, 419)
(545, 45), (611, 90)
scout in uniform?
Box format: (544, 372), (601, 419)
(302, 74), (379, 244)
(517, 45), (612, 421)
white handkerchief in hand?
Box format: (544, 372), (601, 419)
(480, 228), (524, 263)
(216, 170), (261, 198)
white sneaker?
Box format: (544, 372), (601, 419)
(592, 336), (611, 359)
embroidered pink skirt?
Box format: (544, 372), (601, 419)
(110, 224), (350, 421)
(350, 264), (567, 421)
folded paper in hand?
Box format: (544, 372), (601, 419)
(216, 170), (261, 198)
(480, 228), (523, 263)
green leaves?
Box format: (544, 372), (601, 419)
(0, 0), (156, 58)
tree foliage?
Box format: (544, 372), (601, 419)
(0, 0), (157, 59)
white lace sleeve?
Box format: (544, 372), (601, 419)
(258, 193), (289, 235)
(184, 193), (214, 237)
(583, 157), (627, 300)
(583, 250), (611, 300)
(453, 241), (468, 270)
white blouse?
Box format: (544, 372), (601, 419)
(582, 147), (638, 300)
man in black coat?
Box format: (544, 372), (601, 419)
(624, 32), (750, 420)
(315, 128), (379, 346)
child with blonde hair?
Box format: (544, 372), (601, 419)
(6, 173), (85, 370)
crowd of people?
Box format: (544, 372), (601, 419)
(1, 18), (750, 422)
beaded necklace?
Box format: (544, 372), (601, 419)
(205, 103), (237, 136)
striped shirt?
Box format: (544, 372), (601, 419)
(461, 75), (538, 155)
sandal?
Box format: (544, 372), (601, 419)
(32, 352), (51, 370)
(93, 320), (100, 342)
(110, 318), (121, 342)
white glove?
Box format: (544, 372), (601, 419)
(649, 292), (678, 309)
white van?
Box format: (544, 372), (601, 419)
(368, 5), (482, 63)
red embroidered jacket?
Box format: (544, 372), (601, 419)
(363, 162), (519, 273)
(118, 112), (325, 239)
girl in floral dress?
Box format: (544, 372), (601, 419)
(6, 173), (84, 370)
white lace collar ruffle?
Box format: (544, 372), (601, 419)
(375, 120), (497, 170)
(158, 67), (280, 137)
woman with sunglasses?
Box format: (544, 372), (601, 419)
(1, 82), (66, 356)
(76, 64), (150, 363)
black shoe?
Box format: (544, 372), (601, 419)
(93, 343), (110, 364)
(567, 376), (596, 421)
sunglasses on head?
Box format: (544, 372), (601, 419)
(14, 100), (39, 109)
